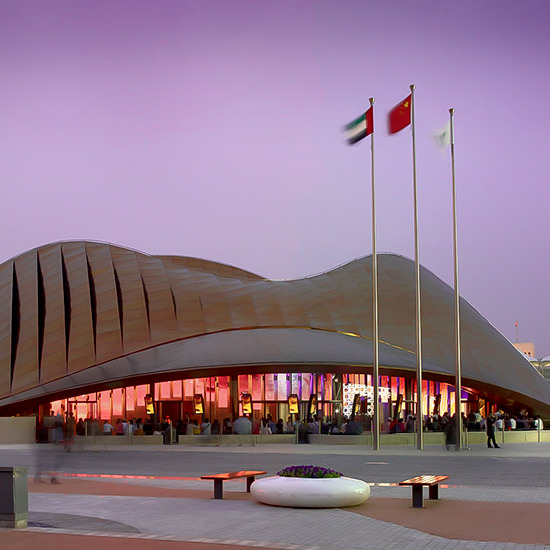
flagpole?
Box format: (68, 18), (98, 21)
(369, 97), (380, 451)
(450, 108), (463, 450)
(410, 84), (423, 450)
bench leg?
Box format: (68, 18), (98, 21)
(213, 479), (224, 499)
(428, 484), (440, 500)
(246, 476), (256, 493)
(412, 485), (424, 508)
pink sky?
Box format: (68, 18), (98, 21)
(1, 1), (549, 356)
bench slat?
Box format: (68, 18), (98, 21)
(399, 475), (448, 486)
(201, 470), (266, 481)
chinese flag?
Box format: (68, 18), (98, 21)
(388, 94), (411, 134)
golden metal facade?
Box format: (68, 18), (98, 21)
(0, 241), (549, 414)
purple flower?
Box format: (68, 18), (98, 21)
(277, 465), (342, 478)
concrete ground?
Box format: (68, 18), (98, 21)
(1, 441), (550, 549)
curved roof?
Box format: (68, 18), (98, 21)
(0, 240), (549, 415)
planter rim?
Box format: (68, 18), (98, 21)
(251, 475), (371, 508)
(276, 475), (347, 479)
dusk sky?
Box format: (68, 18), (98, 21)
(1, 1), (549, 356)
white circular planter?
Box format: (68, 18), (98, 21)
(251, 475), (370, 508)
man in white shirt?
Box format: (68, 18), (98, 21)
(474, 410), (482, 430)
(201, 417), (212, 435)
(103, 421), (114, 435)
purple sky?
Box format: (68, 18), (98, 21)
(1, 1), (549, 356)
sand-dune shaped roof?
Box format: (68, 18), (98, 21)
(0, 241), (548, 415)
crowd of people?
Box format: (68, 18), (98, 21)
(384, 409), (545, 434)
(37, 408), (545, 448)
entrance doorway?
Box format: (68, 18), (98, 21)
(158, 401), (181, 422)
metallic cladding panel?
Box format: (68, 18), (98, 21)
(165, 264), (207, 337)
(0, 262), (12, 396)
(10, 253), (39, 393)
(62, 242), (95, 374)
(85, 242), (122, 364)
(110, 247), (150, 354)
(38, 244), (66, 384)
(135, 254), (178, 344)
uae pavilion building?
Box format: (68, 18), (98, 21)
(0, 240), (549, 425)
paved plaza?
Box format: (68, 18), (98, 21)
(1, 441), (550, 549)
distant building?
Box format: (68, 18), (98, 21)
(514, 342), (536, 358)
(513, 343), (550, 382)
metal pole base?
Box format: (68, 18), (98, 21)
(0, 513), (28, 529)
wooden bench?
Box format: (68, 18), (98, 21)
(399, 475), (449, 508)
(200, 470), (267, 499)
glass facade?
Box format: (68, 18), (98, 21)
(49, 372), (477, 431)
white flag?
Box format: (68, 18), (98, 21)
(433, 121), (451, 150)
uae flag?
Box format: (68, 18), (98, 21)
(344, 107), (373, 144)
(388, 94), (411, 134)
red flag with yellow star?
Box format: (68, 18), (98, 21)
(388, 94), (411, 134)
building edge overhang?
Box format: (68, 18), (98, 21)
(2, 327), (550, 418)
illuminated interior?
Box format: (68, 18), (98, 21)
(48, 372), (477, 428)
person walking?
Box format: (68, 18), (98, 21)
(444, 414), (457, 451)
(486, 413), (500, 448)
(64, 412), (76, 452)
